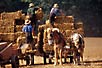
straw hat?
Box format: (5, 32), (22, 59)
(29, 3), (34, 7)
(53, 3), (59, 8)
(25, 19), (31, 24)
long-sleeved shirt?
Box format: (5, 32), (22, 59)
(22, 24), (32, 33)
(50, 7), (61, 16)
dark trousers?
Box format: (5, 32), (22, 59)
(25, 32), (33, 44)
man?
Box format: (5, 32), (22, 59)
(27, 3), (38, 35)
(22, 15), (33, 44)
(49, 3), (62, 26)
(22, 15), (35, 65)
(27, 3), (35, 25)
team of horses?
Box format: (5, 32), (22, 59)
(45, 27), (85, 65)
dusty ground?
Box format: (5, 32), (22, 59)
(4, 37), (102, 68)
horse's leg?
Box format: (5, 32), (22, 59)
(81, 53), (83, 62)
(54, 46), (58, 65)
(72, 45), (76, 64)
(80, 49), (84, 63)
(73, 52), (76, 64)
(59, 48), (62, 65)
(73, 49), (77, 64)
(64, 52), (67, 63)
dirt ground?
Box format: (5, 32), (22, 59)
(4, 37), (102, 68)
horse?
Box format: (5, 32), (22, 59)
(70, 32), (85, 65)
(51, 28), (66, 65)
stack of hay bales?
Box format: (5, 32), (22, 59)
(55, 16), (74, 23)
(54, 23), (74, 31)
(15, 25), (24, 32)
(55, 16), (65, 23)
(54, 16), (84, 37)
(54, 16), (74, 37)
(0, 11), (25, 42)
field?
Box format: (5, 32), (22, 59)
(3, 37), (102, 68)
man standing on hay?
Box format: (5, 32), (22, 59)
(27, 3), (38, 36)
(50, 3), (63, 26)
(22, 15), (33, 44)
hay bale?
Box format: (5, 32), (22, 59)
(65, 30), (73, 37)
(55, 16), (65, 23)
(55, 16), (74, 23)
(0, 33), (15, 42)
(5, 26), (15, 33)
(0, 32), (24, 42)
(0, 19), (15, 26)
(75, 22), (84, 29)
(1, 11), (22, 20)
(15, 25), (23, 32)
(0, 26), (5, 33)
(0, 20), (3, 27)
(65, 16), (74, 23)
(0, 25), (15, 33)
(54, 23), (74, 30)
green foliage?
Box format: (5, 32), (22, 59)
(0, 0), (101, 15)
(0, 0), (102, 36)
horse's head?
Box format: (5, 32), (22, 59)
(46, 28), (53, 45)
(46, 28), (60, 39)
(52, 28), (66, 46)
(52, 28), (60, 39)
(47, 28), (53, 38)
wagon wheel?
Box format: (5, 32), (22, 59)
(70, 56), (73, 63)
(25, 55), (30, 65)
(11, 55), (19, 68)
(49, 58), (52, 64)
(64, 57), (67, 63)
(77, 56), (81, 65)
(43, 52), (47, 64)
(31, 53), (34, 65)
(48, 52), (54, 64)
(77, 52), (81, 65)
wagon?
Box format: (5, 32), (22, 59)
(16, 36), (37, 66)
(0, 39), (36, 68)
(0, 42), (19, 68)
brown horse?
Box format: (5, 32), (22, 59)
(52, 28), (66, 65)
(70, 32), (85, 65)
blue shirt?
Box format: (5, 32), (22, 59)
(22, 24), (32, 33)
